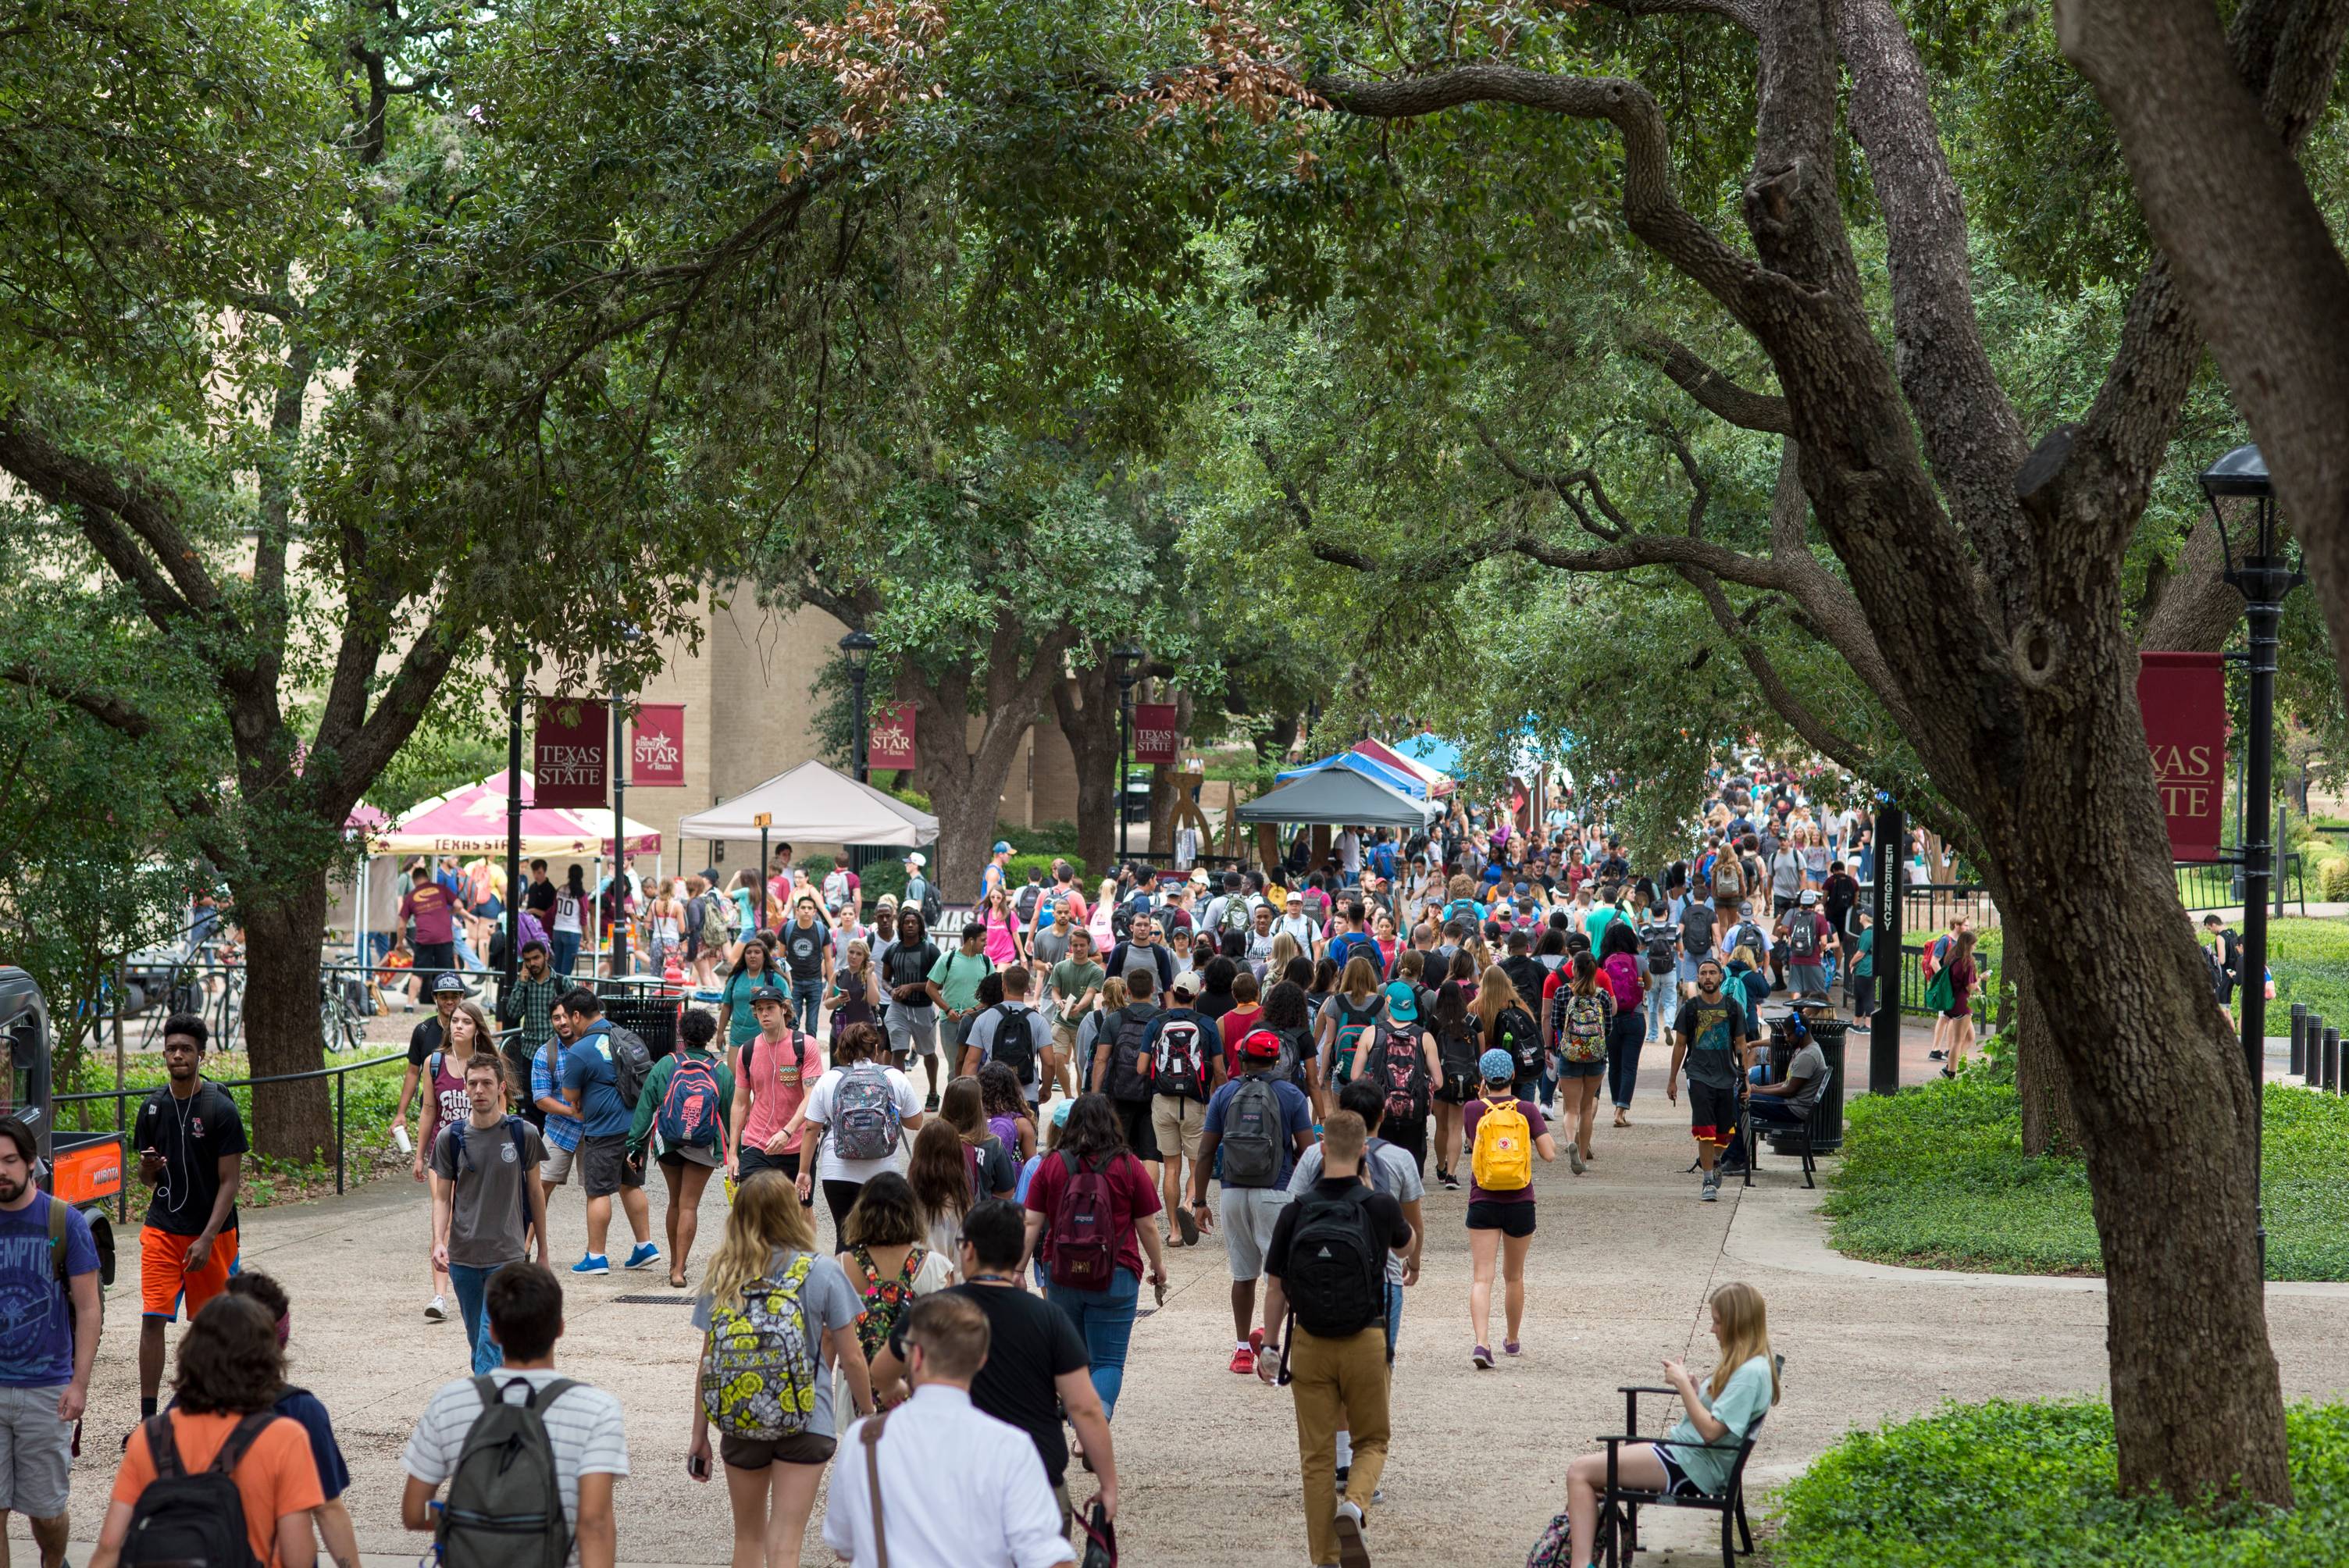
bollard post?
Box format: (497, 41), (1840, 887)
(2289, 1003), (2308, 1078)
(2325, 1026), (2342, 1095)
(335, 1070), (347, 1196)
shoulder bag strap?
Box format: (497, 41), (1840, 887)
(210, 1409), (280, 1476)
(145, 1412), (185, 1481)
(861, 1409), (893, 1568)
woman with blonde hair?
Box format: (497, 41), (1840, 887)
(1556, 1282), (1779, 1566)
(689, 1171), (871, 1568)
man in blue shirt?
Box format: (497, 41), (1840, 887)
(1187, 1029), (1316, 1377)
(0, 1117), (102, 1568)
(557, 988), (658, 1276)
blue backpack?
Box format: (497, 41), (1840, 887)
(655, 1056), (726, 1153)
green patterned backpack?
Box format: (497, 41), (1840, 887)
(699, 1253), (821, 1439)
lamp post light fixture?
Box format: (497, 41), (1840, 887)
(839, 629), (879, 784)
(2197, 443), (2305, 1281)
(1112, 644), (1145, 861)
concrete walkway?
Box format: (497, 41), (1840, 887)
(26, 1052), (2349, 1568)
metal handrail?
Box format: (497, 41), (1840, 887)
(51, 1035), (503, 1217)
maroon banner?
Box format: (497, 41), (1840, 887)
(1134, 702), (1182, 766)
(868, 702), (917, 772)
(2137, 651), (2227, 862)
(629, 703), (686, 787)
(534, 698), (608, 809)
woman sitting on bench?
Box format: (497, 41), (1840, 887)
(1559, 1281), (1780, 1567)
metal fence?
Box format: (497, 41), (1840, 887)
(2174, 855), (2308, 914)
(55, 1046), (412, 1221)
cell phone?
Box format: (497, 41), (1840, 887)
(686, 1452), (710, 1481)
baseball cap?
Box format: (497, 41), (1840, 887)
(433, 972), (467, 996)
(1050, 1099), (1074, 1128)
(904, 852), (925, 868)
(993, 840), (1014, 855)
(1171, 971), (1199, 1000)
(1285, 890), (1303, 903)
(1239, 1028), (1284, 1060)
(1479, 1047), (1516, 1084)
(750, 985), (788, 1007)
(1798, 889), (1819, 905)
(1190, 867), (1210, 886)
(1382, 981), (1418, 1021)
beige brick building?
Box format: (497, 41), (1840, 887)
(625, 588), (1082, 879)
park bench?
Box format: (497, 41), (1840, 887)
(1741, 1063), (1834, 1190)
(1589, 1355), (1782, 1568)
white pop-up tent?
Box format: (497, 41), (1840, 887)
(678, 759), (939, 847)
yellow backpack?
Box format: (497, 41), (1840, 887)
(1470, 1094), (1534, 1192)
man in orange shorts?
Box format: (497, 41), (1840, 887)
(132, 1014), (246, 1419)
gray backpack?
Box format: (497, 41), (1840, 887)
(832, 1062), (902, 1161)
(437, 1376), (576, 1568)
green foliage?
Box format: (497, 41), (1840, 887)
(1773, 1398), (2349, 1567)
(1824, 1056), (2349, 1281)
(795, 853), (836, 881)
(2319, 858), (2349, 902)
(59, 1051), (410, 1206)
(1004, 853), (1088, 892)
(859, 859), (908, 905)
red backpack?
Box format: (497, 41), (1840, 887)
(1048, 1152), (1119, 1291)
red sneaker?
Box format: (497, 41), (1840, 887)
(1229, 1343), (1256, 1375)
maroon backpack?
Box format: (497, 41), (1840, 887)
(1376, 1024), (1430, 1124)
(1048, 1152), (1119, 1291)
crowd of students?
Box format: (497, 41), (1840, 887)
(5, 767), (1873, 1568)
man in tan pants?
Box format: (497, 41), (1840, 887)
(1257, 1111), (1415, 1567)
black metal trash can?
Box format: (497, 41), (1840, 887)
(1763, 1016), (1848, 1155)
(599, 990), (682, 1064)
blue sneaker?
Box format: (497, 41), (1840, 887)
(571, 1253), (610, 1275)
(624, 1242), (661, 1271)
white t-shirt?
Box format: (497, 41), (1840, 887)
(1336, 829), (1362, 873)
(403, 1370), (629, 1567)
(551, 892), (583, 935)
(801, 1064), (925, 1183)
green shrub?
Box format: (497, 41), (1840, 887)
(859, 859), (908, 905)
(795, 853), (836, 880)
(1824, 1062), (2349, 1281)
(996, 822), (1080, 859)
(2319, 857), (2349, 902)
(1773, 1398), (2349, 1567)
(1005, 853), (1087, 893)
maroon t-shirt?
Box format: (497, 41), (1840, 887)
(1462, 1096), (1549, 1205)
(400, 884), (455, 945)
(1025, 1149), (1161, 1281)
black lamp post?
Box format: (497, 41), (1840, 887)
(840, 630), (879, 784)
(2198, 443), (2305, 1279)
(1112, 644), (1144, 862)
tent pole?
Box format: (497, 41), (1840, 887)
(505, 661), (524, 995)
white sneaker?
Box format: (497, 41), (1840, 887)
(424, 1294), (447, 1321)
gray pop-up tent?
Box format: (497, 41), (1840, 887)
(1235, 764), (1435, 829)
(679, 759), (940, 846)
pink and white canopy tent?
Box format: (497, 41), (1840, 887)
(365, 771), (660, 859)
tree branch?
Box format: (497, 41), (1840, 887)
(0, 665), (162, 739)
(1307, 66), (1767, 326)
(0, 415), (223, 626)
(1621, 330), (1791, 434)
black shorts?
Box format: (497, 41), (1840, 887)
(721, 1431), (837, 1470)
(1688, 1080), (1739, 1147)
(1112, 1097), (1161, 1162)
(579, 1135), (645, 1198)
(1466, 1199), (1536, 1237)
(737, 1146), (801, 1184)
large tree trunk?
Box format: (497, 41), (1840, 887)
(1050, 661), (1120, 880)
(2007, 942), (2080, 1158)
(235, 872), (332, 1161)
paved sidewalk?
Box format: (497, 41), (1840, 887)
(25, 1052), (2349, 1567)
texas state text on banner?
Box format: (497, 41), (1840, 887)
(1134, 702), (1181, 766)
(534, 698), (608, 809)
(868, 703), (917, 771)
(2136, 650), (2226, 863)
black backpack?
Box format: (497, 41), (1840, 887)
(989, 1003), (1043, 1083)
(438, 1376), (577, 1568)
(1644, 924), (1677, 975)
(1494, 1004), (1544, 1080)
(1107, 1007), (1157, 1101)
(1014, 882), (1043, 925)
(1283, 1184), (1387, 1339)
(604, 1025), (653, 1110)
(121, 1411), (277, 1568)
(1219, 1075), (1285, 1188)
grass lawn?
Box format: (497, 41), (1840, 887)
(59, 1049), (412, 1209)
(1773, 1398), (2349, 1568)
(1822, 1058), (2349, 1281)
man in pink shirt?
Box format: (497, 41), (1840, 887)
(725, 985), (823, 1193)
